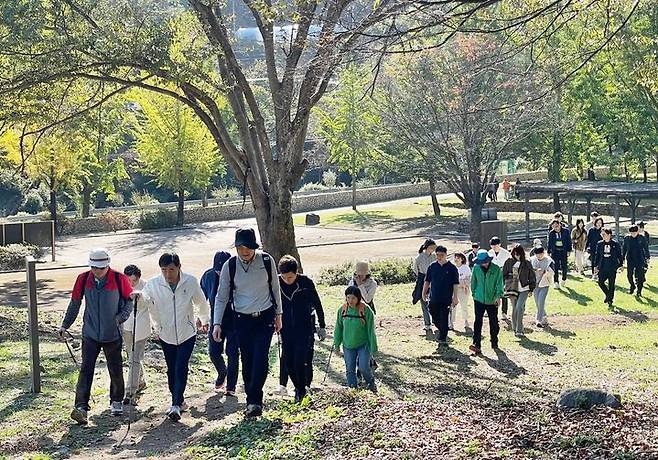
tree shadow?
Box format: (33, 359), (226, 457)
(0, 277), (68, 309)
(636, 295), (658, 309)
(612, 307), (649, 323)
(518, 336), (558, 356)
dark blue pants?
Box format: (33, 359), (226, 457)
(208, 329), (240, 390)
(235, 308), (275, 406)
(75, 337), (124, 410)
(281, 330), (312, 398)
(280, 332), (315, 387)
(160, 335), (196, 407)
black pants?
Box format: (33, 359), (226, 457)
(429, 301), (450, 342)
(208, 329), (240, 390)
(598, 270), (617, 303)
(281, 330), (312, 399)
(280, 332), (315, 387)
(473, 301), (500, 349)
(627, 264), (646, 293)
(75, 337), (124, 411)
(235, 308), (275, 406)
(161, 335), (196, 406)
(552, 252), (568, 282)
(500, 297), (509, 315)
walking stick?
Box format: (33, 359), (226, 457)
(61, 330), (80, 369)
(117, 295), (139, 447)
(276, 332), (282, 362)
(322, 344), (335, 384)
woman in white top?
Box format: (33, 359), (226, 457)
(349, 261), (378, 314)
(530, 247), (555, 328)
(122, 264), (154, 404)
(450, 253), (471, 330)
(413, 239), (437, 332)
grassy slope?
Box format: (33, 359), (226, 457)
(1, 268), (658, 459)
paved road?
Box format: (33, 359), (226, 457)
(0, 195), (469, 311)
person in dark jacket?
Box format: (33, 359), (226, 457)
(547, 220), (572, 287)
(586, 217), (605, 279)
(422, 246), (459, 347)
(467, 242), (480, 268)
(200, 250), (240, 394)
(623, 225), (650, 297)
(59, 248), (133, 425)
(503, 245), (536, 337)
(594, 228), (624, 308)
(277, 255), (326, 402)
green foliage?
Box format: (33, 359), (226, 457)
(130, 191), (159, 207)
(298, 182), (329, 192)
(21, 189), (45, 214)
(0, 169), (28, 217)
(0, 244), (44, 271)
(321, 170), (337, 188)
(317, 257), (414, 286)
(210, 187), (240, 202)
(138, 209), (177, 230)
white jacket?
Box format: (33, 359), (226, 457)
(488, 248), (511, 268)
(123, 279), (154, 342)
(142, 272), (209, 345)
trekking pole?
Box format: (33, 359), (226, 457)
(322, 344), (335, 384)
(61, 330), (80, 369)
(117, 295), (139, 448)
(276, 332), (282, 362)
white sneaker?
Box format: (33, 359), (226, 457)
(276, 385), (289, 396)
(180, 401), (189, 412)
(110, 401), (123, 416)
(553, 282), (560, 289)
(424, 325), (433, 332)
(167, 405), (181, 421)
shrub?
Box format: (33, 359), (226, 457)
(298, 182), (329, 193)
(22, 190), (45, 214)
(138, 209), (177, 230)
(317, 257), (414, 286)
(322, 170), (337, 188)
(131, 191), (159, 207)
(97, 211), (130, 232)
(0, 244), (44, 271)
(355, 177), (375, 189)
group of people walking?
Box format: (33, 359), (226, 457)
(413, 211), (652, 352)
(59, 227), (379, 425)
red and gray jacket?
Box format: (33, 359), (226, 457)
(62, 269), (133, 343)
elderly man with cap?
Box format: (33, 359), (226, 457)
(59, 248), (133, 425)
(469, 249), (504, 355)
(212, 228), (283, 417)
(623, 225), (650, 297)
(201, 250), (239, 394)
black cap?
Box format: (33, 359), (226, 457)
(235, 228), (259, 249)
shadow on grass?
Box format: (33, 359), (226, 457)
(518, 336), (558, 356)
(561, 286), (592, 306)
(326, 209), (465, 235)
(482, 349), (528, 379)
(612, 307), (649, 323)
(544, 326), (576, 339)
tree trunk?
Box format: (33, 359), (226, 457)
(428, 177), (441, 217)
(352, 173), (357, 211)
(177, 189), (184, 226)
(643, 164), (648, 183)
(81, 183), (92, 218)
(553, 193), (560, 212)
(469, 200), (483, 243)
(202, 187), (208, 208)
(50, 188), (58, 234)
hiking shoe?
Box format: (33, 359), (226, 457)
(536, 322), (544, 328)
(225, 389), (236, 397)
(70, 407), (88, 425)
(180, 401), (189, 412)
(515, 332), (525, 338)
(245, 404), (263, 418)
(110, 401), (123, 416)
(629, 286), (635, 295)
(276, 385), (289, 396)
(167, 405), (181, 422)
(469, 344), (482, 355)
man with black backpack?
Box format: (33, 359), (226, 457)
(212, 228), (283, 417)
(59, 248), (133, 425)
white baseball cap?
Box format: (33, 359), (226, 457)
(88, 248), (111, 268)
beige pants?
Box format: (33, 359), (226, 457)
(449, 289), (471, 328)
(123, 331), (147, 396)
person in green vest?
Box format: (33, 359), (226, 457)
(469, 249), (504, 355)
(333, 285), (378, 392)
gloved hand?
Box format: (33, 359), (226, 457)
(317, 328), (327, 341)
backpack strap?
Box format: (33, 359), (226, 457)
(262, 253), (276, 306)
(228, 256), (237, 311)
(80, 270), (91, 301)
(114, 270), (123, 299)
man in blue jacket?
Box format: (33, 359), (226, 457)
(547, 219), (572, 288)
(200, 251), (240, 395)
(59, 248), (133, 425)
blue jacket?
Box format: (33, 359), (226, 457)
(547, 227), (572, 254)
(200, 251), (231, 317)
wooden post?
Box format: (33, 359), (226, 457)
(524, 192), (530, 243)
(607, 195), (621, 239)
(586, 196), (592, 220)
(26, 256), (41, 393)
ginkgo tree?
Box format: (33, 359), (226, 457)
(315, 65), (383, 211)
(133, 90), (224, 226)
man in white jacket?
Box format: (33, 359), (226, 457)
(141, 253), (209, 421)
